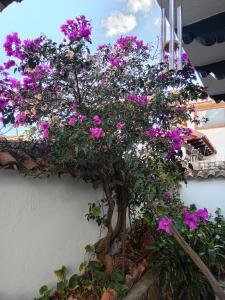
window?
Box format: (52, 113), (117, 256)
(195, 101), (225, 129)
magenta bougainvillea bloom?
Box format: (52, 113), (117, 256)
(158, 217), (172, 235)
(93, 115), (102, 125)
(116, 122), (125, 130)
(182, 52), (189, 62)
(4, 32), (23, 59)
(196, 208), (208, 224)
(116, 36), (148, 52)
(68, 118), (76, 125)
(23, 37), (43, 51)
(9, 78), (20, 89)
(0, 98), (7, 110)
(109, 54), (126, 67)
(39, 121), (50, 131)
(183, 211), (198, 230)
(71, 103), (78, 110)
(39, 121), (50, 140)
(90, 128), (105, 139)
(60, 16), (92, 42)
(97, 44), (108, 51)
(4, 59), (15, 69)
(78, 114), (86, 122)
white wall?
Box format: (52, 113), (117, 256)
(198, 127), (225, 161)
(0, 170), (103, 300)
(180, 179), (225, 215)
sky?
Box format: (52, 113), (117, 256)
(0, 0), (161, 57)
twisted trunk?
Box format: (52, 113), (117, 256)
(94, 182), (129, 276)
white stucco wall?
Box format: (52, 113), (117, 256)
(198, 127), (225, 161)
(180, 179), (225, 215)
(0, 170), (103, 300)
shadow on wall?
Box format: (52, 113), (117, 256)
(0, 170), (104, 300)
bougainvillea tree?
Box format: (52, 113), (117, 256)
(0, 16), (207, 275)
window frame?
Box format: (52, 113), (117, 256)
(194, 101), (225, 130)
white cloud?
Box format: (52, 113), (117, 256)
(153, 17), (161, 27)
(103, 12), (137, 37)
(127, 0), (153, 13)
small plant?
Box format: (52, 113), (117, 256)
(149, 206), (225, 300)
(35, 261), (129, 300)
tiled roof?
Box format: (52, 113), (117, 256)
(186, 161), (225, 179)
(0, 136), (51, 175)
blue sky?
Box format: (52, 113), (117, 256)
(0, 0), (161, 57)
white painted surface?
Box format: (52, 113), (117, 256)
(0, 170), (103, 300)
(198, 127), (225, 161)
(180, 179), (225, 215)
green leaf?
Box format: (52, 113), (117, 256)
(39, 285), (49, 296)
(54, 265), (68, 282)
(57, 281), (66, 291)
(91, 206), (101, 217)
(111, 269), (124, 282)
(68, 274), (80, 289)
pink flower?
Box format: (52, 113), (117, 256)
(196, 208), (208, 224)
(9, 78), (20, 89)
(71, 103), (78, 110)
(0, 98), (8, 110)
(93, 115), (102, 125)
(3, 32), (23, 59)
(4, 59), (15, 69)
(97, 44), (108, 51)
(15, 112), (26, 123)
(60, 16), (92, 42)
(39, 121), (50, 131)
(42, 129), (49, 140)
(116, 122), (125, 130)
(109, 54), (126, 67)
(182, 52), (189, 62)
(68, 117), (76, 125)
(183, 211), (198, 230)
(90, 127), (105, 139)
(78, 114), (86, 122)
(157, 217), (172, 235)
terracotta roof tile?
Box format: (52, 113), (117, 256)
(0, 136), (50, 175)
(186, 161), (225, 179)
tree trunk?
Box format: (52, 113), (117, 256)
(94, 183), (129, 276)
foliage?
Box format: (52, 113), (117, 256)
(35, 261), (128, 300)
(0, 13), (208, 288)
(148, 206), (225, 300)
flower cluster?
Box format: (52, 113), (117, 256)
(183, 208), (208, 229)
(145, 128), (192, 158)
(90, 128), (105, 139)
(14, 112), (26, 127)
(4, 32), (23, 59)
(0, 98), (7, 110)
(39, 121), (50, 140)
(116, 36), (148, 52)
(127, 95), (149, 105)
(109, 54), (127, 67)
(158, 207), (209, 235)
(158, 217), (172, 235)
(23, 36), (43, 51)
(60, 16), (92, 42)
